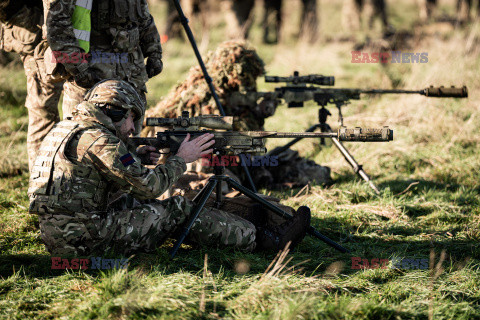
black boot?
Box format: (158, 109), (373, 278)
(255, 206), (311, 252)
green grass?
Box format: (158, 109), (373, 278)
(0, 0), (479, 318)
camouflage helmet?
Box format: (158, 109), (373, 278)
(84, 79), (145, 135)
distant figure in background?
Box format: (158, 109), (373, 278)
(298, 0), (319, 43)
(223, 0), (255, 40)
(263, 0), (318, 44)
(342, 0), (389, 32)
(163, 0), (211, 40)
(457, 0), (479, 21)
(164, 0), (184, 39)
(419, 0), (437, 21)
(224, 0), (318, 44)
(263, 0), (282, 43)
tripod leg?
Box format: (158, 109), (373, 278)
(331, 137), (381, 195)
(241, 165), (257, 193)
(192, 179), (213, 204)
(226, 177), (349, 253)
(170, 178), (218, 258)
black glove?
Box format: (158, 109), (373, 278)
(255, 98), (278, 118)
(146, 54), (163, 78)
(74, 69), (99, 88)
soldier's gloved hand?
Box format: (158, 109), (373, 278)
(137, 145), (161, 165)
(74, 69), (100, 88)
(146, 53), (163, 78)
(176, 133), (215, 163)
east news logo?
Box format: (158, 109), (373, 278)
(51, 257), (129, 270)
(351, 257), (429, 270)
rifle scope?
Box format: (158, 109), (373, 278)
(146, 112), (234, 130)
(265, 71), (335, 86)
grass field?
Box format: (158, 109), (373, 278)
(0, 0), (479, 319)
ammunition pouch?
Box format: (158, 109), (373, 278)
(29, 194), (57, 215)
(109, 27), (140, 52)
(92, 0), (145, 51)
(41, 45), (70, 83)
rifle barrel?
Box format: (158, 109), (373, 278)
(359, 89), (422, 95)
(265, 127), (393, 142)
(328, 86), (468, 98)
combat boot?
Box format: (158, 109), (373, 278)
(255, 206), (311, 252)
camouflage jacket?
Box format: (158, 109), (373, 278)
(43, 0), (162, 91)
(28, 102), (186, 215)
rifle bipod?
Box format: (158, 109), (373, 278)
(267, 106), (381, 195)
(169, 154), (350, 258)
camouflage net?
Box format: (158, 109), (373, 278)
(144, 40), (265, 132)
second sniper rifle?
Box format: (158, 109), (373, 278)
(230, 71), (468, 116)
(229, 71), (468, 193)
(130, 112), (393, 258)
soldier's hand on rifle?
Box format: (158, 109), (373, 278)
(176, 133), (215, 163)
(137, 145), (161, 165)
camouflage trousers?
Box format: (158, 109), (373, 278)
(22, 55), (63, 171)
(38, 195), (256, 256)
(62, 80), (147, 120)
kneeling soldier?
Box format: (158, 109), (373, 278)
(28, 80), (311, 256)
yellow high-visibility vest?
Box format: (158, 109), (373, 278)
(72, 0), (92, 53)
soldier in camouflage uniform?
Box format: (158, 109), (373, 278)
(28, 80), (311, 256)
(144, 41), (331, 189)
(43, 0), (164, 119)
(0, 0), (64, 170)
